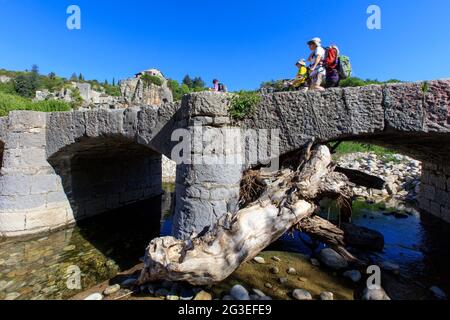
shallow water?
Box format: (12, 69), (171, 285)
(1, 185), (449, 300)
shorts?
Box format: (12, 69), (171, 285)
(310, 69), (324, 87)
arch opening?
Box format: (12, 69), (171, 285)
(48, 136), (164, 222)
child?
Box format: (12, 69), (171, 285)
(291, 59), (309, 91)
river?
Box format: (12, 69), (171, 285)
(1, 184), (449, 300)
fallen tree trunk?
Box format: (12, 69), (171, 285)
(139, 145), (354, 286)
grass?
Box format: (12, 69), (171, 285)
(333, 142), (402, 163)
(0, 91), (71, 117)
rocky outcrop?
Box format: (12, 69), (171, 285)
(0, 76), (11, 84)
(120, 75), (173, 106)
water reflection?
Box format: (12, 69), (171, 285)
(0, 191), (172, 300)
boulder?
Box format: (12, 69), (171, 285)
(319, 248), (349, 270)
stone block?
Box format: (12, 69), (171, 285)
(0, 212), (26, 235)
(8, 111), (47, 130)
(30, 174), (62, 195)
(5, 132), (46, 149)
(25, 208), (67, 232)
(0, 174), (33, 196)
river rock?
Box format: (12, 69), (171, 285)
(194, 291), (212, 300)
(362, 286), (391, 300)
(430, 286), (447, 300)
(121, 277), (137, 288)
(103, 284), (120, 296)
(259, 296), (273, 300)
(287, 267), (297, 275)
(223, 295), (234, 300)
(272, 256), (281, 262)
(252, 289), (266, 297)
(293, 289), (313, 301)
(319, 248), (348, 270)
(279, 277), (288, 285)
(84, 293), (103, 300)
(320, 292), (334, 300)
(310, 258), (320, 267)
(253, 257), (266, 264)
(230, 284), (250, 300)
(264, 283), (273, 289)
(166, 293), (180, 300)
(270, 266), (280, 274)
(343, 270), (362, 283)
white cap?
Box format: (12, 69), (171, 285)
(307, 37), (322, 46)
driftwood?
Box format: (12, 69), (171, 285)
(335, 166), (386, 190)
(139, 145), (356, 286)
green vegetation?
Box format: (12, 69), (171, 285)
(141, 74), (164, 87)
(0, 65), (123, 116)
(0, 92), (71, 117)
(168, 75), (208, 101)
(339, 77), (402, 88)
(229, 91), (261, 120)
(333, 142), (401, 163)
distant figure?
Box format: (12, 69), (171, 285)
(212, 79), (227, 92)
(307, 37), (326, 91)
(324, 45), (340, 88)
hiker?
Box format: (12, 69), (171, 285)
(324, 44), (340, 88)
(212, 79), (227, 92)
(306, 37), (326, 91)
(290, 59), (309, 91)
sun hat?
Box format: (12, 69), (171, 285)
(296, 59), (306, 66)
(307, 37), (322, 46)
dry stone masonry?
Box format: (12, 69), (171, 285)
(0, 80), (449, 238)
(420, 163), (450, 223)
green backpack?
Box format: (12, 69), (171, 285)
(338, 55), (352, 79)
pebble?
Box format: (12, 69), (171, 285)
(430, 286), (447, 300)
(253, 257), (266, 264)
(4, 292), (21, 300)
(293, 289), (313, 301)
(194, 291), (212, 300)
(222, 295), (234, 300)
(272, 256), (281, 262)
(319, 248), (349, 270)
(84, 293), (103, 300)
(259, 296), (273, 300)
(252, 289), (266, 297)
(287, 267), (297, 275)
(343, 270), (362, 283)
(103, 284), (120, 296)
(63, 245), (76, 252)
(362, 286), (391, 300)
(264, 283), (273, 289)
(310, 258), (320, 267)
(166, 293), (180, 301)
(230, 284), (250, 300)
(279, 277), (288, 285)
(320, 292), (334, 300)
(298, 277), (308, 283)
(270, 266), (280, 274)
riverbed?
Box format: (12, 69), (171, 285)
(1, 184), (449, 300)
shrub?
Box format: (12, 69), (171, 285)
(0, 92), (71, 117)
(141, 74), (163, 87)
(229, 91), (261, 120)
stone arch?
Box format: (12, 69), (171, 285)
(47, 135), (163, 222)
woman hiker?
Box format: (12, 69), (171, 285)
(306, 37), (326, 91)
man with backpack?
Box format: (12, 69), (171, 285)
(323, 44), (352, 88)
(324, 45), (340, 88)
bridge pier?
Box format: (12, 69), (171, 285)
(172, 93), (243, 239)
(0, 112), (73, 237)
(420, 162), (450, 223)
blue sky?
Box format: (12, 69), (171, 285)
(0, 0), (449, 90)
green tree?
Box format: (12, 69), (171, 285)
(192, 77), (205, 89)
(71, 73), (78, 81)
(182, 75), (193, 88)
(14, 74), (36, 98)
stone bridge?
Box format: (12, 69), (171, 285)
(0, 80), (449, 238)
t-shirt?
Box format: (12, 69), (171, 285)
(311, 47), (325, 67)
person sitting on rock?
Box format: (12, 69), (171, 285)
(290, 59), (309, 91)
(307, 37), (326, 91)
(212, 79), (227, 93)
